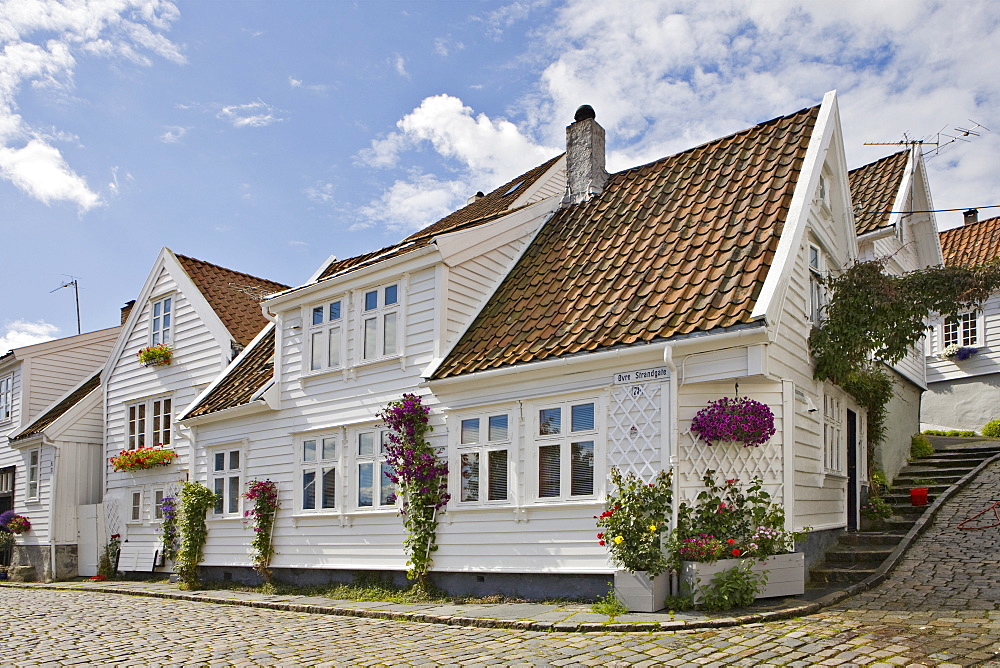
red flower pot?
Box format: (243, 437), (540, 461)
(910, 488), (928, 506)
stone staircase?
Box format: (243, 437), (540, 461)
(808, 440), (1000, 585)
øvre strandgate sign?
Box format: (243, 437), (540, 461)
(613, 367), (670, 385)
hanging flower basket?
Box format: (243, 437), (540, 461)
(110, 446), (177, 472)
(138, 344), (173, 367)
(937, 344), (978, 361)
(691, 396), (776, 447)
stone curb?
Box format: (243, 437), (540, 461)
(3, 453), (996, 634)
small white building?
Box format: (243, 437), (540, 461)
(101, 248), (287, 573)
(0, 326), (120, 578)
(848, 148), (943, 479)
(922, 213), (1000, 432)
(176, 92), (885, 596)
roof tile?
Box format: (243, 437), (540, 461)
(939, 216), (1000, 268)
(849, 150), (909, 236)
(10, 372), (100, 442)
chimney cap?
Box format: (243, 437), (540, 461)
(574, 105), (596, 122)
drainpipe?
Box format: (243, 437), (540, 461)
(48, 437), (59, 581)
(662, 345), (679, 534)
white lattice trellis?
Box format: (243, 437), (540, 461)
(676, 431), (783, 503)
(608, 383), (662, 479)
(104, 494), (124, 540)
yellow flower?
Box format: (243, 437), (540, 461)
(613, 535), (624, 544)
(648, 524), (658, 532)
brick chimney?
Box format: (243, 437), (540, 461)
(563, 105), (608, 205)
(964, 209), (979, 226)
(121, 300), (136, 324)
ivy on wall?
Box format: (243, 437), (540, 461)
(175, 482), (216, 589)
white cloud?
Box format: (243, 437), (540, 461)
(391, 54), (408, 78)
(355, 173), (469, 233)
(434, 37), (464, 57)
(217, 100), (286, 128)
(0, 320), (60, 352)
(304, 181), (336, 204)
(160, 125), (186, 143)
(288, 240), (307, 247)
(288, 75), (328, 93)
(0, 0), (184, 210)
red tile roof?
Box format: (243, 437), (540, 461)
(184, 327), (275, 419)
(10, 372), (101, 442)
(174, 254), (289, 347)
(849, 150), (909, 236)
(939, 216), (1000, 268)
(432, 105), (821, 379)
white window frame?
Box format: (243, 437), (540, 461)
(941, 311), (983, 351)
(358, 283), (401, 363)
(531, 397), (600, 503)
(0, 374), (12, 422)
(808, 243), (826, 325)
(306, 298), (345, 373)
(299, 434), (340, 512)
(453, 411), (513, 506)
(0, 468), (13, 495)
(153, 488), (166, 521)
(26, 448), (40, 501)
(354, 427), (396, 510)
(129, 489), (143, 523)
(126, 396), (173, 449)
(149, 295), (173, 346)
(210, 448), (243, 516)
(823, 394), (844, 475)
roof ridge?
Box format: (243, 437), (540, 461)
(173, 252), (290, 291)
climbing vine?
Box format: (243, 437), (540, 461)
(376, 394), (449, 589)
(243, 479), (279, 583)
(809, 258), (1000, 477)
(175, 482), (216, 589)
(159, 496), (179, 561)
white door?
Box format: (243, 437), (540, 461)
(77, 503), (103, 576)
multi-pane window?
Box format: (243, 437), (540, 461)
(150, 297), (172, 345)
(154, 489), (165, 520)
(27, 449), (40, 500)
(457, 413), (510, 503)
(308, 299), (343, 371)
(0, 374), (12, 421)
(302, 435), (338, 511)
(131, 491), (142, 522)
(943, 311), (979, 349)
(0, 468), (13, 494)
(126, 397), (172, 449)
(808, 245), (825, 324)
(535, 400), (597, 500)
(361, 284), (399, 361)
(823, 395), (843, 473)
(212, 449), (242, 515)
(356, 429), (395, 509)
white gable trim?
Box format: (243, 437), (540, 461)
(752, 90), (856, 324)
(509, 155), (566, 209)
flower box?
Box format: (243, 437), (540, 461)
(681, 552), (804, 603)
(110, 447), (178, 472)
(137, 344), (173, 367)
(614, 570), (670, 613)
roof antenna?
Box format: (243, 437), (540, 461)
(51, 276), (82, 335)
(864, 121), (990, 159)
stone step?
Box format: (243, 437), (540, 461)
(837, 532), (905, 546)
(884, 517), (917, 532)
(809, 563), (877, 584)
(899, 458), (981, 470)
(823, 545), (895, 564)
(891, 474), (962, 486)
(884, 493), (939, 505)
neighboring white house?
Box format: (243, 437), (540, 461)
(175, 91), (875, 597)
(101, 248), (287, 573)
(922, 213), (1000, 432)
(848, 148), (944, 479)
(0, 326), (120, 579)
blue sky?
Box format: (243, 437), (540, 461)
(2, 0), (999, 349)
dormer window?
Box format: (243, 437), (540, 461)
(308, 299), (343, 371)
(150, 296), (172, 345)
(361, 284), (400, 361)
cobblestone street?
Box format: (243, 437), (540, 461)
(2, 458), (999, 666)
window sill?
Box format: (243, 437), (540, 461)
(206, 515), (243, 523)
(300, 366), (346, 382)
(823, 471), (848, 481)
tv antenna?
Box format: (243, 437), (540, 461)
(864, 121), (990, 159)
(51, 276), (81, 335)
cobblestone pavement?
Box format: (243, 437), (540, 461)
(1, 460), (998, 666)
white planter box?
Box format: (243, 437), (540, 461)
(681, 552), (804, 603)
(613, 570), (670, 613)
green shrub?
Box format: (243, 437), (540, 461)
(870, 469), (889, 497)
(910, 434), (935, 459)
(697, 561), (765, 612)
(860, 496), (893, 521)
(591, 592), (628, 619)
(982, 420), (1000, 438)
(922, 429), (977, 437)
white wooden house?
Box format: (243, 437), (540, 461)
(101, 248), (287, 573)
(0, 326), (120, 578)
(176, 91), (881, 596)
(922, 213), (1000, 431)
(848, 149), (944, 478)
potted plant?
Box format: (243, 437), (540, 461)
(596, 467), (673, 612)
(0, 511), (31, 535)
(137, 343), (173, 367)
(937, 344), (978, 362)
(690, 396), (776, 447)
(671, 472), (805, 607)
(860, 496), (893, 530)
(110, 446), (178, 472)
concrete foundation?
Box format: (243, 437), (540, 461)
(11, 543), (78, 581)
(922, 374), (1000, 433)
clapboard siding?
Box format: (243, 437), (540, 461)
(926, 293), (1000, 383)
